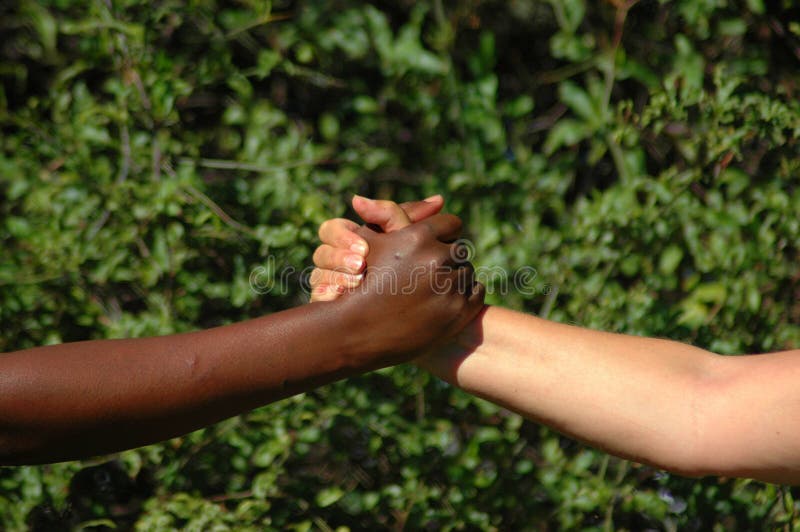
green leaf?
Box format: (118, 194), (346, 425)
(659, 245), (684, 275)
(543, 119), (591, 154)
(23, 3), (57, 55)
(559, 81), (595, 122)
(316, 487), (345, 508)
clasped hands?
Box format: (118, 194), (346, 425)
(309, 195), (486, 370)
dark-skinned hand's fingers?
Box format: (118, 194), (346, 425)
(398, 195), (444, 223)
(446, 282), (486, 336)
(312, 244), (365, 274)
(421, 213), (463, 243)
(456, 262), (476, 295)
(456, 283), (487, 332)
(469, 282), (486, 306)
(318, 218), (367, 255)
(446, 240), (472, 266)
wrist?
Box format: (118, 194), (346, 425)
(323, 296), (391, 373)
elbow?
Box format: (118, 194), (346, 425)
(654, 357), (759, 481)
(648, 359), (725, 480)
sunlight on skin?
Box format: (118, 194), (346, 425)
(311, 196), (800, 485)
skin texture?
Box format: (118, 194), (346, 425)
(313, 196), (800, 485)
(311, 195), (446, 301)
(0, 212), (484, 465)
(332, 212), (485, 370)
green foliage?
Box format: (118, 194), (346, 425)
(2, 0), (800, 529)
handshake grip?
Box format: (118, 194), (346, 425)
(334, 214), (485, 369)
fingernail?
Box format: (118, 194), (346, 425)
(350, 241), (367, 255)
(346, 254), (364, 271)
(343, 273), (363, 286)
(423, 194), (442, 202)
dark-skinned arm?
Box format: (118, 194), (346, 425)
(0, 211), (484, 465)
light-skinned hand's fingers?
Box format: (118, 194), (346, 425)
(352, 195), (412, 232)
(310, 283), (346, 302)
(312, 244), (365, 273)
(318, 218), (368, 255)
(421, 213), (463, 242)
(398, 195), (444, 224)
(309, 267), (363, 290)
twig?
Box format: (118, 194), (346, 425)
(539, 284), (559, 319)
(602, 1), (639, 182)
(183, 184), (257, 237)
(208, 490), (254, 503)
(179, 157), (334, 174)
(152, 137), (161, 181)
(768, 17), (800, 63)
(528, 103), (568, 134)
(279, 63), (347, 89)
(312, 517), (334, 532)
(602, 0), (639, 118)
(117, 123), (131, 184)
(87, 124), (131, 240)
(534, 61), (595, 87)
(225, 12), (292, 39)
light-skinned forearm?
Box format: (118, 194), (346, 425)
(419, 306), (800, 485)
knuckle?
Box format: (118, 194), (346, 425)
(408, 223), (431, 245)
(312, 245), (328, 266)
(330, 270), (346, 285)
(335, 224), (358, 249)
(318, 219), (332, 238)
(375, 199), (398, 210)
(354, 224), (371, 239)
(309, 268), (323, 286)
(422, 252), (443, 271)
(433, 246), (453, 265)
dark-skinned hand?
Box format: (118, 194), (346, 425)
(332, 212), (485, 371)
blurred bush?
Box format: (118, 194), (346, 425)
(1, 0), (799, 529)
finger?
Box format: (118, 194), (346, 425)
(464, 284), (487, 324)
(312, 244), (365, 273)
(469, 283), (486, 307)
(398, 194), (444, 223)
(449, 240), (471, 265)
(352, 195), (412, 232)
(421, 213), (463, 242)
(309, 267), (363, 289)
(445, 284), (487, 338)
(310, 283), (347, 303)
(456, 262), (476, 295)
(318, 218), (368, 255)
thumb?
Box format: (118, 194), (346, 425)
(352, 195), (412, 232)
(399, 194), (444, 223)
